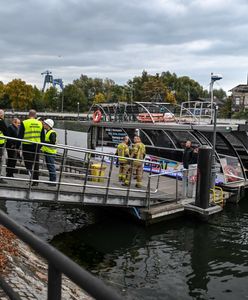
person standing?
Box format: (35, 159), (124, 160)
(131, 136), (146, 188)
(41, 119), (57, 185)
(18, 109), (45, 185)
(182, 140), (194, 169)
(115, 136), (130, 182)
(126, 135), (146, 188)
(6, 118), (20, 177)
(0, 109), (8, 183)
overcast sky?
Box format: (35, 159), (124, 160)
(0, 0), (248, 92)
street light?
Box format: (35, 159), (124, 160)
(77, 102), (80, 120)
(210, 73), (222, 123)
(209, 73), (222, 188)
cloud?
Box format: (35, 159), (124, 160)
(0, 0), (247, 91)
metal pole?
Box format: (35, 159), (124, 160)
(195, 146), (212, 209)
(211, 104), (218, 188)
(210, 73), (214, 123)
(77, 102), (79, 120)
(61, 90), (64, 113)
(48, 264), (62, 300)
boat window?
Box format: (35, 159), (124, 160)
(167, 130), (200, 148)
(97, 127), (128, 147)
(201, 132), (236, 157)
(221, 132), (248, 174)
(143, 130), (175, 148)
(192, 131), (209, 145)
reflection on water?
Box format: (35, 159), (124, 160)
(4, 201), (100, 240)
(51, 201), (248, 300)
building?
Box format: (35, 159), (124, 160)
(229, 84), (248, 111)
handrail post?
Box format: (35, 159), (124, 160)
(81, 152), (91, 202)
(125, 160), (134, 205)
(56, 148), (68, 201)
(146, 176), (151, 209)
(0, 137), (6, 178)
(176, 173), (178, 202)
(48, 263), (62, 300)
(104, 156), (114, 203)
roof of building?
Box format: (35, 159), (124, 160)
(229, 84), (248, 93)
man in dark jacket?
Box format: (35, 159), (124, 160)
(182, 140), (194, 169)
(0, 109), (8, 183)
(6, 118), (20, 177)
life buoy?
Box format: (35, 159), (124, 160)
(224, 165), (238, 182)
(93, 110), (102, 123)
(163, 113), (175, 122)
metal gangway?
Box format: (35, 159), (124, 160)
(0, 136), (189, 209)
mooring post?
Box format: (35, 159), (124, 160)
(195, 146), (212, 209)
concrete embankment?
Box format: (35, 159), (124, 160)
(0, 227), (91, 300)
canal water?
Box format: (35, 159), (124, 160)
(4, 120), (248, 299)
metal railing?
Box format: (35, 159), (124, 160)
(179, 101), (213, 124)
(0, 135), (170, 206)
(0, 210), (122, 300)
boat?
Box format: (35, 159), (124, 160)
(82, 101), (248, 199)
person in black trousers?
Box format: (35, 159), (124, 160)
(6, 118), (20, 177)
(18, 110), (45, 185)
(0, 109), (8, 183)
(182, 140), (194, 169)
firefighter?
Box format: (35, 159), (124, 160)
(131, 135), (146, 188)
(115, 136), (130, 182)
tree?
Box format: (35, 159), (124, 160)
(94, 92), (106, 104)
(42, 87), (59, 111)
(219, 96), (232, 118)
(0, 82), (11, 109)
(141, 77), (167, 101)
(5, 79), (34, 110)
(61, 84), (88, 112)
(31, 86), (44, 111)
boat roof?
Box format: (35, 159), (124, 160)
(85, 101), (248, 132)
(82, 120), (243, 132)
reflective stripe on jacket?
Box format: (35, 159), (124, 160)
(41, 130), (57, 154)
(117, 142), (129, 163)
(23, 119), (43, 144)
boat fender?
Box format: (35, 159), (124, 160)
(93, 110), (102, 123)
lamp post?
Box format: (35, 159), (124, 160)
(210, 73), (222, 123)
(61, 89), (64, 113)
(77, 102), (80, 120)
(209, 73), (222, 188)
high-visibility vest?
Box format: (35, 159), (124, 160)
(41, 130), (57, 154)
(117, 142), (129, 163)
(23, 119), (43, 144)
(0, 130), (5, 145)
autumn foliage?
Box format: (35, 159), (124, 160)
(0, 226), (18, 272)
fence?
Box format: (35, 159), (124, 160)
(0, 210), (122, 300)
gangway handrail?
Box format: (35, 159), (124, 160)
(0, 210), (122, 300)
(0, 135), (164, 206)
(0, 135), (159, 166)
(146, 167), (198, 208)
